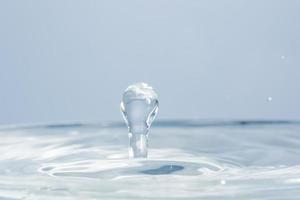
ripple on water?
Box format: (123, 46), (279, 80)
(0, 121), (300, 199)
(39, 157), (224, 179)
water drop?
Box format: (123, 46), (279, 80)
(121, 83), (159, 158)
(267, 97), (273, 102)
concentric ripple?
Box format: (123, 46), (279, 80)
(0, 120), (300, 199)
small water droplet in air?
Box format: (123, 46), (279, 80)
(267, 97), (273, 102)
(121, 83), (159, 158)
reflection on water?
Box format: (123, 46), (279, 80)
(0, 120), (300, 199)
(140, 165), (184, 175)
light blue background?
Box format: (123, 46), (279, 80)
(0, 0), (299, 125)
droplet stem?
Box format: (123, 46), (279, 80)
(128, 132), (148, 158)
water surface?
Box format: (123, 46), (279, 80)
(0, 120), (300, 199)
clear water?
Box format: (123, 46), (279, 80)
(121, 82), (159, 158)
(0, 120), (300, 199)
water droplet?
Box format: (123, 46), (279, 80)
(121, 83), (159, 158)
(267, 97), (273, 102)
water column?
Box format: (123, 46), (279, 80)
(120, 83), (159, 158)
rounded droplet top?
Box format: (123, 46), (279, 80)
(121, 83), (159, 134)
(121, 82), (158, 104)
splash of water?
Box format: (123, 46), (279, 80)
(120, 83), (159, 158)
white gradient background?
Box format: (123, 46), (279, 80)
(0, 0), (299, 125)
